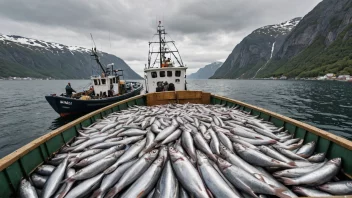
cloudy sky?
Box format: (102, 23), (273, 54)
(0, 0), (321, 76)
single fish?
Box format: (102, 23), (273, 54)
(35, 165), (55, 176)
(41, 156), (69, 198)
(181, 127), (197, 162)
(53, 168), (75, 198)
(281, 158), (341, 186)
(31, 174), (48, 188)
(153, 160), (179, 198)
(318, 181), (352, 195)
(169, 147), (210, 198)
(295, 141), (316, 158)
(217, 158), (288, 198)
(197, 151), (240, 198)
(292, 186), (331, 197)
(19, 179), (38, 198)
(234, 143), (295, 168)
(65, 173), (105, 198)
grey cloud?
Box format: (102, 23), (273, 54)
(0, 0), (322, 75)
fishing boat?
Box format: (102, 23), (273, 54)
(144, 21), (187, 93)
(1, 23), (352, 197)
(45, 47), (143, 117)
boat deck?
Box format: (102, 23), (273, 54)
(0, 91), (351, 197)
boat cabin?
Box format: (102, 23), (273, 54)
(144, 21), (188, 93)
(91, 75), (122, 97)
(145, 67), (187, 93)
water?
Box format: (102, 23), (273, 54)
(0, 79), (351, 158)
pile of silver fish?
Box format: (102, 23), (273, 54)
(19, 103), (352, 198)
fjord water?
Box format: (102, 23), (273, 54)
(0, 79), (351, 158)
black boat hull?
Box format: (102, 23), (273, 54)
(45, 83), (143, 117)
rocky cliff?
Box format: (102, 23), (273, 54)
(0, 35), (142, 79)
(211, 18), (301, 79)
(188, 62), (222, 79)
(257, 0), (352, 78)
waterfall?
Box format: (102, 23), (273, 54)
(253, 41), (275, 79)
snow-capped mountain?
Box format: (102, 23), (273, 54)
(253, 17), (302, 35)
(211, 17), (301, 79)
(0, 35), (91, 53)
(0, 35), (142, 79)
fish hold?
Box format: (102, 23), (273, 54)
(295, 141), (316, 158)
(292, 186), (331, 197)
(318, 181), (352, 195)
(281, 158), (341, 186)
(19, 179), (38, 198)
(169, 147), (210, 198)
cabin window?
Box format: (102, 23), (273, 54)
(151, 72), (157, 78)
(175, 70), (181, 77)
(102, 79), (106, 84)
(167, 71), (172, 77)
(110, 79), (113, 84)
(175, 79), (180, 83)
(160, 71), (165, 77)
(94, 79), (98, 85)
(113, 78), (116, 83)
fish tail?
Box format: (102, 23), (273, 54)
(288, 161), (296, 167)
(91, 189), (103, 198)
(280, 177), (296, 185)
(60, 177), (74, 184)
(274, 188), (291, 198)
(105, 188), (118, 198)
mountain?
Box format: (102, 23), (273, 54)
(256, 0), (352, 78)
(0, 35), (142, 79)
(188, 62), (222, 79)
(211, 17), (301, 79)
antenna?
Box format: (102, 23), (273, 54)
(90, 33), (97, 49)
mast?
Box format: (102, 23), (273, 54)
(158, 21), (163, 68)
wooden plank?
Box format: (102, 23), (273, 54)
(177, 91), (202, 99)
(212, 94), (352, 150)
(0, 94), (145, 171)
(201, 92), (211, 104)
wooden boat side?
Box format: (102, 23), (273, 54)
(0, 91), (351, 197)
